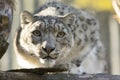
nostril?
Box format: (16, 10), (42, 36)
(42, 46), (55, 54)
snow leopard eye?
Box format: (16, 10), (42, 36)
(32, 30), (41, 37)
(57, 31), (65, 38)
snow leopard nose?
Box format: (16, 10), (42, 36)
(42, 46), (55, 54)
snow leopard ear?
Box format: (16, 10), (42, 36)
(20, 11), (35, 28)
(59, 13), (75, 27)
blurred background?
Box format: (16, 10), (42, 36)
(0, 0), (120, 75)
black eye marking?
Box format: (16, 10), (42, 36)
(57, 31), (65, 38)
(32, 30), (41, 37)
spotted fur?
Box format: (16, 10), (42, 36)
(14, 1), (106, 74)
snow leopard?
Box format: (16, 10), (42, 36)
(14, 1), (106, 74)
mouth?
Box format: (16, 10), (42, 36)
(42, 56), (57, 60)
(39, 56), (57, 65)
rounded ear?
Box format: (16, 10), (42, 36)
(59, 13), (75, 27)
(20, 11), (35, 28)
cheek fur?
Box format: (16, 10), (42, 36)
(20, 33), (41, 55)
(31, 35), (42, 44)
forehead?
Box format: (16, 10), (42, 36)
(33, 16), (67, 31)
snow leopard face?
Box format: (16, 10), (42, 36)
(18, 11), (74, 66)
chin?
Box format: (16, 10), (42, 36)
(39, 58), (56, 67)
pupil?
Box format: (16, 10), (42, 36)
(57, 32), (65, 38)
(36, 31), (40, 35)
(60, 33), (62, 35)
